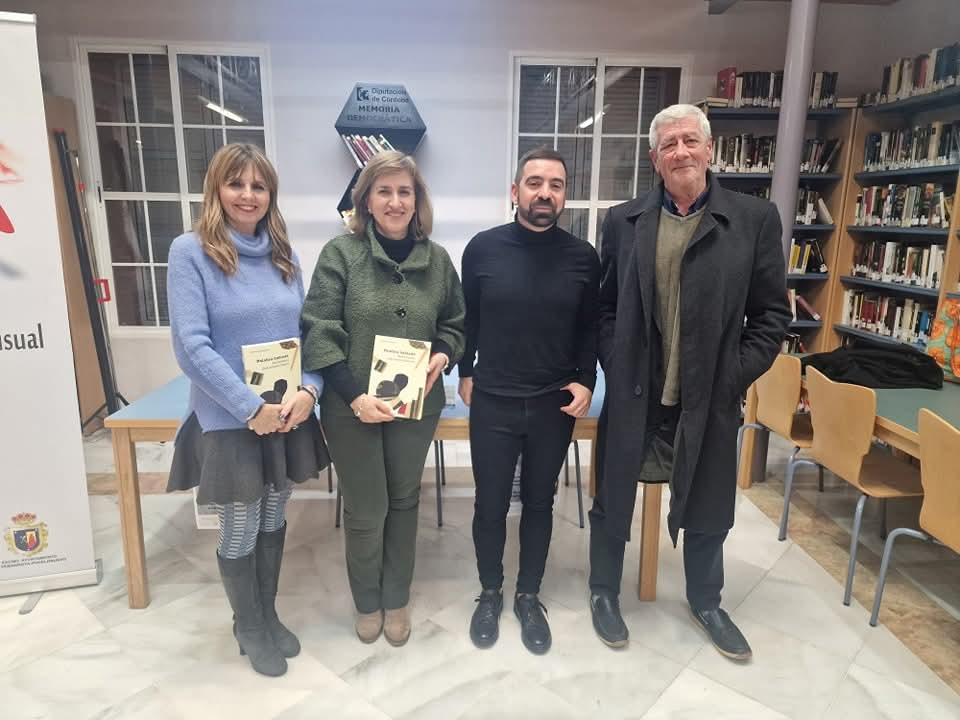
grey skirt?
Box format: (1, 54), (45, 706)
(167, 412), (331, 506)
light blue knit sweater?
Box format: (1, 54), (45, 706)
(167, 228), (322, 432)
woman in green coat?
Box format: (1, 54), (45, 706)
(302, 151), (465, 646)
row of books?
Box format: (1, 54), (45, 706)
(872, 43), (960, 105)
(852, 183), (953, 228)
(850, 241), (946, 291)
(799, 138), (843, 174)
(788, 237), (828, 274)
(781, 333), (808, 354)
(710, 134), (775, 173)
(840, 290), (935, 347)
(795, 189), (833, 226)
(862, 121), (960, 172)
(340, 133), (397, 168)
(787, 289), (821, 322)
(713, 68), (845, 109)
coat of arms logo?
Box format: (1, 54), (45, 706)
(4, 512), (49, 557)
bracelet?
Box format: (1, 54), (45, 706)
(298, 384), (319, 404)
(353, 394), (364, 418)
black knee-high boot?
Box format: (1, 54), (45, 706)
(217, 552), (287, 676)
(256, 524), (301, 657)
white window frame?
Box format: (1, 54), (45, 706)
(508, 52), (692, 245)
(73, 39), (276, 337)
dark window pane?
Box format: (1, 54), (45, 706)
(140, 127), (180, 193)
(557, 208), (589, 240)
(184, 128), (224, 193)
(596, 207), (609, 251)
(641, 68), (681, 132)
(147, 202), (183, 263)
(133, 54), (173, 124)
(89, 53), (134, 123)
(518, 65), (557, 134)
(225, 129), (265, 149)
(603, 67), (641, 135)
(105, 201), (148, 263)
(155, 266), (169, 326)
(97, 125), (142, 192)
(221, 56), (264, 126)
(558, 66), (596, 134)
(190, 202), (203, 227)
(556, 136), (592, 202)
(637, 138), (655, 193)
(114, 266), (156, 326)
(599, 137), (637, 201)
(178, 54), (221, 125)
(517, 136), (552, 165)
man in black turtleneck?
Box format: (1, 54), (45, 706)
(459, 147), (600, 655)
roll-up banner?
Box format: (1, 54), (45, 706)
(0, 12), (98, 597)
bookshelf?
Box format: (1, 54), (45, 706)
(703, 105), (856, 352)
(825, 86), (960, 352)
(333, 83), (426, 225)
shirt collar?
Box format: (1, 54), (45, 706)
(662, 185), (710, 216)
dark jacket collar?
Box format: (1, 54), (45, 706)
(624, 172), (731, 226)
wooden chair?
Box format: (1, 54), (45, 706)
(869, 409), (960, 626)
(799, 366), (924, 606)
(735, 354), (824, 540)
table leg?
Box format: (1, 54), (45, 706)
(111, 427), (149, 609)
(638, 483), (662, 601)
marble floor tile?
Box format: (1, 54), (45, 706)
(452, 674), (585, 720)
(640, 667), (790, 720)
(822, 663), (960, 720)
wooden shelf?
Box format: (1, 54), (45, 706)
(845, 225), (950, 238)
(854, 164), (960, 185)
(787, 273), (829, 281)
(834, 324), (926, 350)
(794, 224), (835, 233)
(790, 320), (823, 329)
(706, 107), (847, 120)
(715, 173), (841, 182)
(840, 275), (940, 298)
(947, 291), (960, 300)
(863, 85), (960, 115)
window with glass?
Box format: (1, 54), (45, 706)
(513, 59), (682, 247)
(84, 47), (268, 328)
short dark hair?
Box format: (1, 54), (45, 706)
(514, 146), (568, 185)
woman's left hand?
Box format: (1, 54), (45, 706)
(279, 388), (316, 432)
(424, 353), (449, 397)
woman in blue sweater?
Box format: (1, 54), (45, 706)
(166, 143), (329, 677)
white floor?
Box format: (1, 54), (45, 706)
(1, 437), (958, 719)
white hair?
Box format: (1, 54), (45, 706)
(648, 104), (711, 152)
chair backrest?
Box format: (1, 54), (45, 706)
(755, 354), (803, 439)
(918, 408), (960, 554)
(805, 366), (876, 483)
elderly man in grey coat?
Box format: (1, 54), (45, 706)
(588, 103), (791, 660)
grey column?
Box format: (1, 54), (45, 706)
(771, 0), (821, 261)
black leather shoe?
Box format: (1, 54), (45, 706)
(590, 593), (629, 648)
(514, 593), (551, 655)
(690, 607), (752, 661)
(469, 589), (503, 649)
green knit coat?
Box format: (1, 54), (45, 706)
(301, 224), (466, 419)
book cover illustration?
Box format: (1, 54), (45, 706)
(368, 336), (431, 420)
(241, 337), (301, 405)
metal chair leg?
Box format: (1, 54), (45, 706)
(327, 464), (333, 493)
(573, 440), (584, 529)
(564, 450), (570, 487)
(736, 422), (763, 478)
(844, 493), (867, 606)
(870, 527), (928, 626)
(779, 457), (817, 541)
(335, 484), (342, 529)
(433, 440), (443, 528)
(439, 440), (446, 486)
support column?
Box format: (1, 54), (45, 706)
(770, 0), (820, 260)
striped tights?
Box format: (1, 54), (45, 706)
(216, 487), (293, 559)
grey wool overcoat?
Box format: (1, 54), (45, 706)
(594, 172), (791, 544)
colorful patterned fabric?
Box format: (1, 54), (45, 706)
(927, 298), (960, 381)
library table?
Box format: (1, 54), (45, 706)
(104, 371), (666, 609)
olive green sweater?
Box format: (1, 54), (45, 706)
(301, 224), (466, 418)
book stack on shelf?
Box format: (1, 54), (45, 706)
(709, 134), (775, 173)
(333, 84), (426, 226)
(712, 67), (841, 109)
(788, 237), (828, 276)
(861, 43), (960, 107)
(829, 47), (960, 351)
(795, 189), (836, 226)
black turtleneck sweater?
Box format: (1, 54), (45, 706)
(459, 219), (600, 396)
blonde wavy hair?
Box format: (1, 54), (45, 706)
(348, 151), (433, 239)
(195, 143), (296, 283)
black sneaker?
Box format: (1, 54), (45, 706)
(514, 593), (551, 655)
(469, 589), (503, 649)
(590, 593), (629, 648)
(690, 607), (752, 661)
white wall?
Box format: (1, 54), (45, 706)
(5, 0), (951, 397)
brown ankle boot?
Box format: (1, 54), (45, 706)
(384, 607), (411, 647)
(355, 610), (383, 643)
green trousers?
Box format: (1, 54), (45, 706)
(322, 412), (439, 613)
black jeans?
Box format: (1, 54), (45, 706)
(589, 402), (727, 610)
(470, 387), (576, 594)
